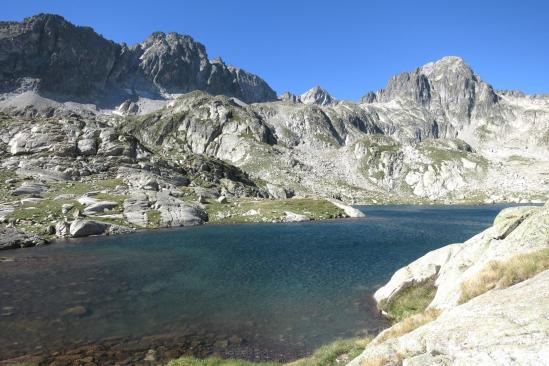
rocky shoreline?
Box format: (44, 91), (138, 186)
(348, 201), (549, 365)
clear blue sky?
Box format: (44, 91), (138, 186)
(4, 0), (548, 100)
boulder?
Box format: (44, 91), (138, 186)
(20, 197), (43, 205)
(11, 182), (48, 196)
(123, 193), (149, 227)
(69, 219), (108, 237)
(266, 183), (294, 199)
(77, 138), (97, 156)
(328, 199), (366, 218)
(0, 227), (45, 249)
(61, 203), (74, 214)
(82, 201), (118, 216)
(217, 195), (228, 204)
(0, 205), (15, 221)
(55, 220), (71, 237)
(153, 192), (208, 227)
(284, 211), (310, 222)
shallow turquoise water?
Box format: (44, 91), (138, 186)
(0, 204), (512, 361)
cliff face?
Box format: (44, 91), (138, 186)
(0, 14), (277, 103)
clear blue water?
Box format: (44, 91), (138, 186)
(0, 204), (511, 362)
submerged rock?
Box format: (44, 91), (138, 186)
(63, 305), (89, 317)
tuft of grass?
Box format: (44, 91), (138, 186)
(459, 248), (549, 304)
(373, 309), (440, 344)
(287, 338), (371, 366)
(166, 356), (279, 366)
(378, 280), (436, 322)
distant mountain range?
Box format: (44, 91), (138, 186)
(0, 13), (548, 210)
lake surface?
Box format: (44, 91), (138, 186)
(0, 205), (512, 364)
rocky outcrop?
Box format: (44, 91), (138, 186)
(374, 204), (548, 310)
(349, 270), (549, 366)
(0, 227), (45, 249)
(152, 192), (207, 227)
(349, 202), (549, 365)
(0, 14), (276, 104)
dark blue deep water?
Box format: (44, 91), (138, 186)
(0, 205), (512, 362)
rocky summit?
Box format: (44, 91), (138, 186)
(0, 14), (548, 246)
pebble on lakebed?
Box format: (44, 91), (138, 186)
(63, 305), (89, 317)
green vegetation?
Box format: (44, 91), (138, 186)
(378, 280), (437, 321)
(45, 178), (124, 198)
(0, 169), (18, 202)
(373, 309), (440, 344)
(459, 248), (549, 304)
(205, 198), (345, 224)
(287, 338), (371, 366)
(167, 337), (371, 366)
(506, 155), (533, 163)
(147, 209), (162, 227)
(167, 357), (278, 366)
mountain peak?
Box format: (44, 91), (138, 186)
(300, 86), (334, 106)
(420, 56), (472, 76)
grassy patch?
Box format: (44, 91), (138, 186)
(506, 155), (533, 163)
(459, 248), (549, 304)
(287, 338), (371, 366)
(167, 357), (278, 366)
(378, 280), (436, 321)
(0, 169), (18, 203)
(168, 338), (371, 366)
(147, 209), (162, 227)
(46, 179), (124, 198)
(374, 309), (440, 344)
(205, 198), (345, 224)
